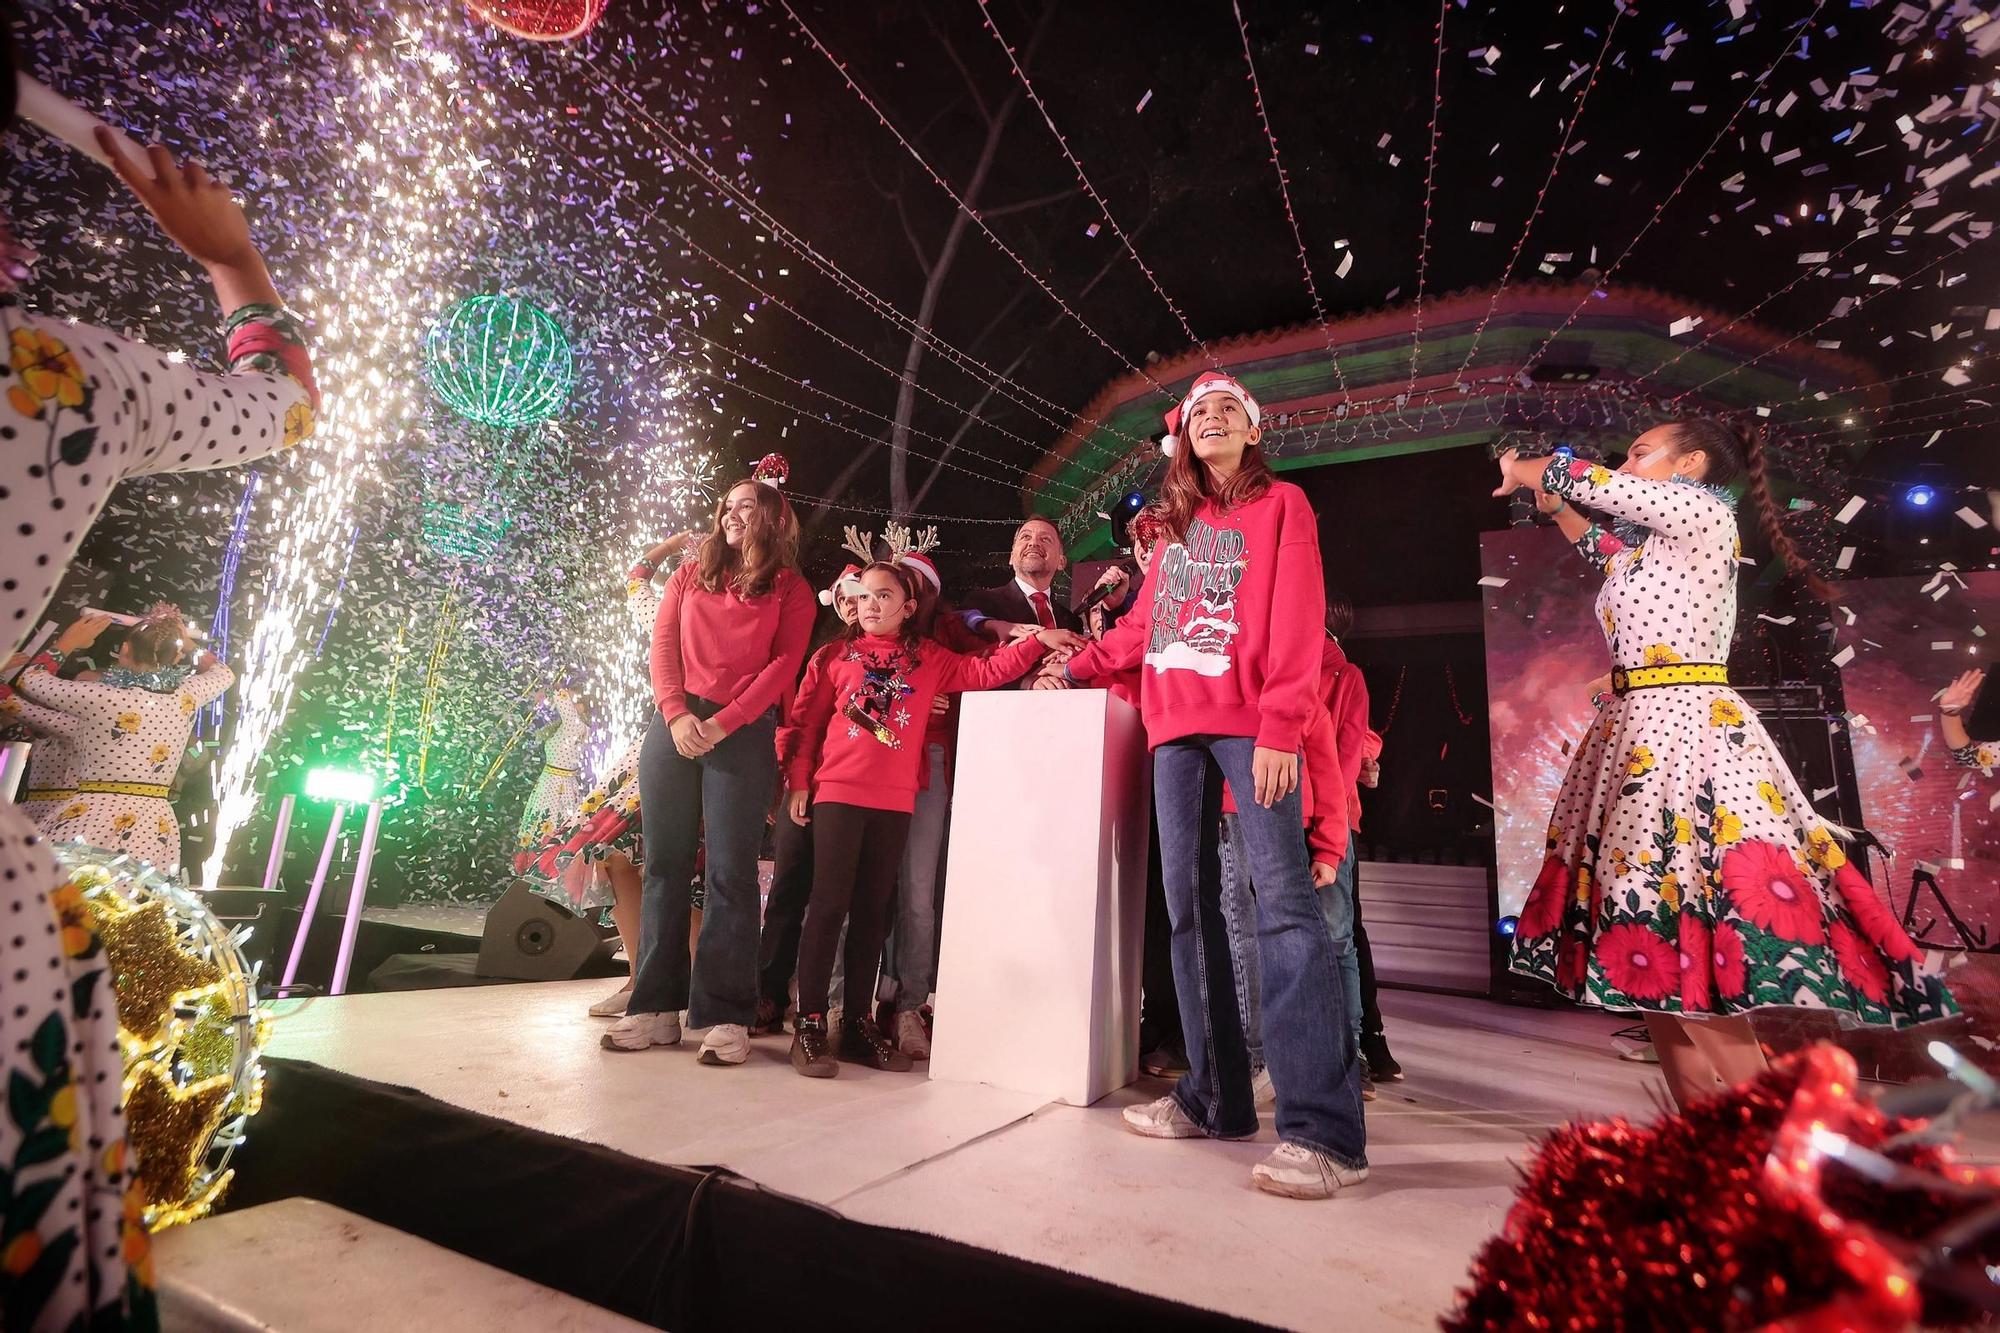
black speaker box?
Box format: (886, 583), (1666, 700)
(476, 883), (611, 981)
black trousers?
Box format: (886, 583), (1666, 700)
(1139, 820), (1183, 1051)
(1355, 890), (1383, 1037)
(795, 802), (912, 1022)
(757, 808), (814, 1009)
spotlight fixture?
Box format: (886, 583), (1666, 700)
(1906, 485), (1937, 509)
(1496, 915), (1520, 937)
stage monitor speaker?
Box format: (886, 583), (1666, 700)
(477, 884), (606, 981)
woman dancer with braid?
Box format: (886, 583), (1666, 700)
(1494, 419), (1955, 1111)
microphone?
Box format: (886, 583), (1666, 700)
(1077, 568), (1131, 615)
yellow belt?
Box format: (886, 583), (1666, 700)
(1610, 663), (1729, 695)
(542, 765), (578, 777)
(78, 781), (171, 799)
(22, 787), (76, 802)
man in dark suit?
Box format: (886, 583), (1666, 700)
(960, 515), (1092, 638)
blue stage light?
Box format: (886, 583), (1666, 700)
(1906, 484), (1937, 508)
(1496, 915), (1519, 937)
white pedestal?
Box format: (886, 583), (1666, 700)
(929, 689), (1150, 1106)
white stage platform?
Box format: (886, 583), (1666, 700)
(265, 981), (1694, 1331)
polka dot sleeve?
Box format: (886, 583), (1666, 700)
(1542, 456), (1733, 545)
(1950, 740), (1997, 774)
(115, 304), (318, 479)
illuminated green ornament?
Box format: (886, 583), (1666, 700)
(423, 294), (575, 428)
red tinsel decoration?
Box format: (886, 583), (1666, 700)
(1444, 1044), (2000, 1332)
(463, 0), (606, 42)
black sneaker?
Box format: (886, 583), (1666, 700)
(1360, 1031), (1404, 1083)
(840, 1015), (914, 1072)
(791, 1015), (838, 1078)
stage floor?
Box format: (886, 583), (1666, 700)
(264, 982), (1704, 1331)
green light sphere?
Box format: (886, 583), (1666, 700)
(423, 294), (575, 428)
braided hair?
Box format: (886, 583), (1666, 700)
(1667, 417), (1833, 603)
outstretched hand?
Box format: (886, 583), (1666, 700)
(1940, 669), (1986, 715)
(96, 129), (281, 313)
(1491, 447), (1548, 499)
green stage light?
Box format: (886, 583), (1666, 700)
(423, 294), (575, 428)
(304, 767), (376, 804)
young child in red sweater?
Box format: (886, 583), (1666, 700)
(786, 560), (1066, 1076)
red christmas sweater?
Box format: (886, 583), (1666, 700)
(1220, 638), (1349, 864)
(651, 561), (818, 735)
(785, 631), (1047, 813)
(1067, 481), (1325, 753)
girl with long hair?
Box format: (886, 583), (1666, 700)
(783, 557), (1065, 1077)
(1492, 419), (1955, 1110)
(1065, 372), (1368, 1201)
(601, 468), (817, 1066)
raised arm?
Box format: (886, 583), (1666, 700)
(90, 134), (319, 478)
(178, 661), (235, 711)
(1495, 450), (1732, 546)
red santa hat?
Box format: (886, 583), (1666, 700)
(1159, 372), (1261, 457)
(898, 551), (942, 593)
(818, 563), (865, 607)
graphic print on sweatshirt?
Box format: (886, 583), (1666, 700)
(841, 646), (916, 747)
(1145, 517), (1246, 678)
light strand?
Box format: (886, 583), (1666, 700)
(1230, 0), (1350, 409)
(1448, 4), (1625, 388)
(772, 0), (1173, 398)
(1518, 0), (1832, 380)
(1403, 0), (1452, 398)
(975, 0), (1208, 358)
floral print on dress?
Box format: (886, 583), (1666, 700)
(18, 665), (233, 879)
(1, 291), (312, 1333)
(1510, 461), (1956, 1027)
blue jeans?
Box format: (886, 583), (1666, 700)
(886, 743), (950, 1011)
(629, 700), (778, 1027)
(1154, 738), (1366, 1167)
(1217, 815), (1263, 1074)
(1221, 819), (1362, 1067)
(1328, 831), (1362, 1045)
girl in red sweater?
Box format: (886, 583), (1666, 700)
(602, 462), (818, 1065)
(1064, 372), (1368, 1199)
(785, 559), (1065, 1076)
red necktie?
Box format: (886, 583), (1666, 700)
(1030, 590), (1055, 630)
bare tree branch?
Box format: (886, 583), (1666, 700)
(926, 10), (991, 126)
(982, 183), (1088, 219)
(894, 192), (931, 272)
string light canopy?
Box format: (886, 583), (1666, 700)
(463, 0), (607, 42)
(423, 294), (576, 429)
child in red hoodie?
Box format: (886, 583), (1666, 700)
(1064, 372), (1366, 1199)
(785, 560), (1062, 1077)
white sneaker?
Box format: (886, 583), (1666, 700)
(1123, 1094), (1204, 1138)
(1252, 1067), (1276, 1109)
(697, 1022), (750, 1066)
(1251, 1142), (1369, 1199)
(600, 1011), (681, 1051)
(588, 983), (633, 1018)
(894, 1010), (931, 1060)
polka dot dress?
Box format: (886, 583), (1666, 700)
(1507, 458), (1958, 1027)
(0, 295), (313, 1333)
(514, 690), (589, 851)
(18, 664), (234, 880)
(2, 690), (80, 824)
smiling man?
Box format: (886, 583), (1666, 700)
(961, 515), (1087, 641)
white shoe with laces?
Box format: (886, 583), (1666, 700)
(588, 984), (633, 1018)
(1252, 1067), (1276, 1109)
(894, 1010), (931, 1060)
(600, 1011), (681, 1052)
(1251, 1142), (1369, 1199)
(697, 1022), (750, 1066)
(1121, 1095), (1258, 1141)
